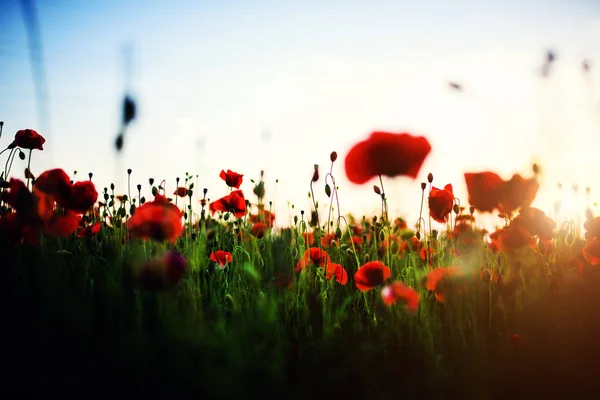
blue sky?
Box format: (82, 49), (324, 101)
(2, 0), (600, 228)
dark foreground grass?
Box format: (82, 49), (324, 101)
(2, 220), (600, 399)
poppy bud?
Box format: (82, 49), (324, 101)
(325, 184), (331, 197)
(335, 227), (342, 239)
(421, 182), (427, 190)
(427, 173), (433, 183)
(532, 163), (540, 175)
(469, 206), (475, 215)
(453, 204), (460, 215)
(149, 178), (154, 185)
(152, 186), (158, 196)
(137, 184), (142, 191)
(330, 151), (338, 162)
(416, 231), (421, 240)
(294, 215), (298, 225)
(110, 183), (115, 191)
(18, 150), (25, 160)
(374, 185), (381, 195)
(188, 189), (193, 197)
(122, 194), (129, 202)
(89, 172), (93, 180)
(103, 193), (109, 201)
(130, 204), (136, 215)
(312, 165), (319, 182)
(224, 213), (230, 221)
(127, 168), (132, 175)
(203, 188), (208, 195)
(0, 121), (3, 126)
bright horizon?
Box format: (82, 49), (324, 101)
(2, 0), (600, 231)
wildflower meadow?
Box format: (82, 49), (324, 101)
(1, 124), (600, 398)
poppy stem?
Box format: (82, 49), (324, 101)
(418, 185), (425, 237)
(26, 149), (32, 190)
(378, 174), (388, 223)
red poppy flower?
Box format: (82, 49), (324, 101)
(209, 190), (247, 218)
(326, 263), (348, 285)
(584, 217), (600, 240)
(2, 178), (34, 214)
(344, 131), (431, 184)
(354, 261), (391, 292)
(296, 247), (330, 272)
(210, 250), (233, 267)
(250, 222), (269, 238)
(34, 168), (74, 207)
(174, 187), (188, 197)
(583, 238), (600, 265)
(425, 266), (462, 302)
(320, 233), (338, 248)
(428, 184), (454, 223)
(400, 236), (422, 253)
(464, 171), (504, 213)
(489, 224), (536, 253)
(14, 129), (45, 150)
(301, 231), (315, 247)
(77, 222), (102, 238)
(128, 194), (184, 243)
(512, 207), (555, 241)
(381, 281), (420, 311)
(219, 169), (244, 189)
(464, 172), (538, 214)
(45, 212), (81, 237)
(65, 180), (98, 213)
(499, 174), (539, 214)
(250, 209), (275, 227)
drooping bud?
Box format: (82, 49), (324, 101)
(469, 206), (475, 215)
(330, 151), (338, 162)
(453, 204), (460, 215)
(312, 165), (319, 182)
(325, 184), (331, 197)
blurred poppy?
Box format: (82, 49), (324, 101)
(128, 194), (183, 242)
(77, 221), (102, 238)
(344, 131), (431, 184)
(65, 181), (98, 213)
(512, 207), (554, 241)
(296, 247), (330, 272)
(250, 222), (269, 238)
(490, 224), (536, 253)
(174, 187), (188, 197)
(583, 238), (600, 265)
(250, 209), (275, 227)
(134, 250), (188, 291)
(354, 261), (391, 292)
(381, 281), (420, 311)
(45, 212), (81, 237)
(219, 169), (244, 189)
(464, 171), (504, 212)
(424, 266), (465, 302)
(429, 184), (454, 223)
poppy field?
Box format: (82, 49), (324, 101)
(2, 125), (600, 398)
